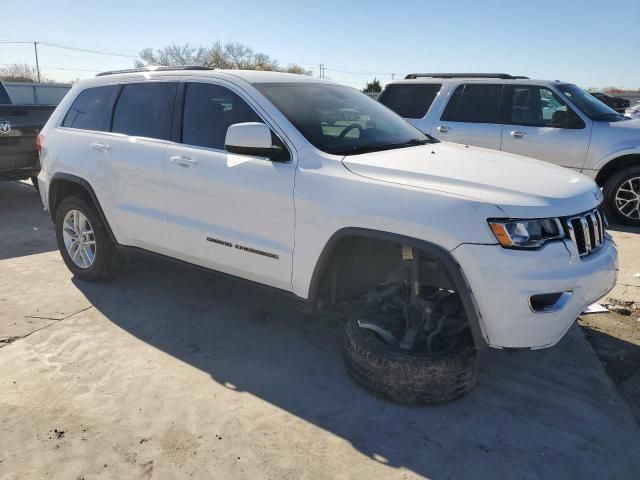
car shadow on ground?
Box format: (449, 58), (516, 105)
(3, 179), (637, 477)
(0, 181), (57, 260)
(69, 252), (640, 479)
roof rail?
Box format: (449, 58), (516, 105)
(404, 73), (529, 80)
(96, 66), (211, 77)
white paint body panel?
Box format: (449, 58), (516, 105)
(39, 70), (619, 350)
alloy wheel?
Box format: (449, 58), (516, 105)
(62, 209), (96, 268)
(614, 176), (640, 221)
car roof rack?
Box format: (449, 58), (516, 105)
(96, 66), (211, 77)
(404, 73), (529, 80)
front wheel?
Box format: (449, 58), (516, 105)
(343, 319), (478, 405)
(603, 166), (640, 227)
(55, 196), (125, 281)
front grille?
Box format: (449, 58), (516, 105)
(563, 206), (606, 257)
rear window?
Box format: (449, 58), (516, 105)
(62, 86), (119, 131)
(112, 83), (177, 140)
(441, 84), (503, 123)
(379, 83), (442, 119)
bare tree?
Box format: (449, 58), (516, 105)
(0, 63), (46, 82)
(135, 44), (210, 67)
(135, 42), (311, 75)
(284, 64), (312, 75)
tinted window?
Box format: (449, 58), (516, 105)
(509, 85), (584, 128)
(441, 84), (503, 123)
(112, 83), (176, 140)
(0, 83), (11, 104)
(182, 83), (261, 149)
(255, 83), (429, 156)
(62, 86), (119, 131)
(379, 84), (442, 119)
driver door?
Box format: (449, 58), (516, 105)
(500, 85), (591, 170)
(163, 79), (296, 291)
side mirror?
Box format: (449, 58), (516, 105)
(551, 110), (585, 129)
(225, 122), (288, 161)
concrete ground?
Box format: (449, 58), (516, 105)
(1, 180), (639, 480)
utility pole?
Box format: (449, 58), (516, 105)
(33, 41), (41, 83)
(319, 64), (324, 79)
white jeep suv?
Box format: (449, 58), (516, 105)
(37, 67), (618, 404)
(379, 73), (640, 226)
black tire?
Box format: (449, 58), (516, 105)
(343, 319), (478, 405)
(603, 166), (640, 227)
(30, 176), (40, 193)
(55, 196), (125, 281)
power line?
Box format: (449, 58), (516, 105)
(0, 39), (137, 58)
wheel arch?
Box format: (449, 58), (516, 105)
(48, 173), (118, 244)
(307, 227), (488, 349)
(595, 153), (640, 187)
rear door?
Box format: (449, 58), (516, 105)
(93, 81), (178, 250)
(431, 83), (504, 149)
(162, 79), (296, 290)
(500, 85), (591, 170)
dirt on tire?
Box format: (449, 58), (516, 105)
(343, 319), (478, 405)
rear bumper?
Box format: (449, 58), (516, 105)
(451, 237), (618, 349)
(0, 151), (40, 180)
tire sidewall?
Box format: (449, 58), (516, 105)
(55, 196), (110, 280)
(604, 166), (640, 227)
(343, 319), (478, 405)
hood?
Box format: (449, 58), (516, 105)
(605, 117), (640, 130)
(342, 142), (601, 218)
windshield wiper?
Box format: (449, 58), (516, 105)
(336, 138), (430, 156)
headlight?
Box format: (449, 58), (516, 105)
(488, 218), (565, 249)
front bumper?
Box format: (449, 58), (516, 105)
(451, 237), (618, 349)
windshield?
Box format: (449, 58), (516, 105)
(254, 83), (431, 155)
(557, 84), (626, 121)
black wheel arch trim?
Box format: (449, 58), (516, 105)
(307, 227), (488, 350)
(48, 172), (118, 244)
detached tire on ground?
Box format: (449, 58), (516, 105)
(55, 196), (125, 281)
(343, 319), (478, 405)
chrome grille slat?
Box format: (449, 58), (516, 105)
(590, 212), (601, 249)
(595, 210), (604, 244)
(563, 206), (606, 258)
(580, 217), (591, 253)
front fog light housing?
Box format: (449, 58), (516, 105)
(488, 218), (565, 249)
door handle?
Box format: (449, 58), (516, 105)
(436, 125), (450, 133)
(170, 156), (198, 168)
(510, 131), (526, 139)
(90, 142), (111, 152)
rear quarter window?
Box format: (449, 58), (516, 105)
(62, 85), (120, 131)
(379, 83), (442, 119)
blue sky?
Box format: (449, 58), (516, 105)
(1, 0), (639, 89)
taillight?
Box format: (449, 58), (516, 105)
(36, 133), (44, 156)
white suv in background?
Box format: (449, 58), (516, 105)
(36, 67), (617, 404)
(379, 73), (640, 226)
